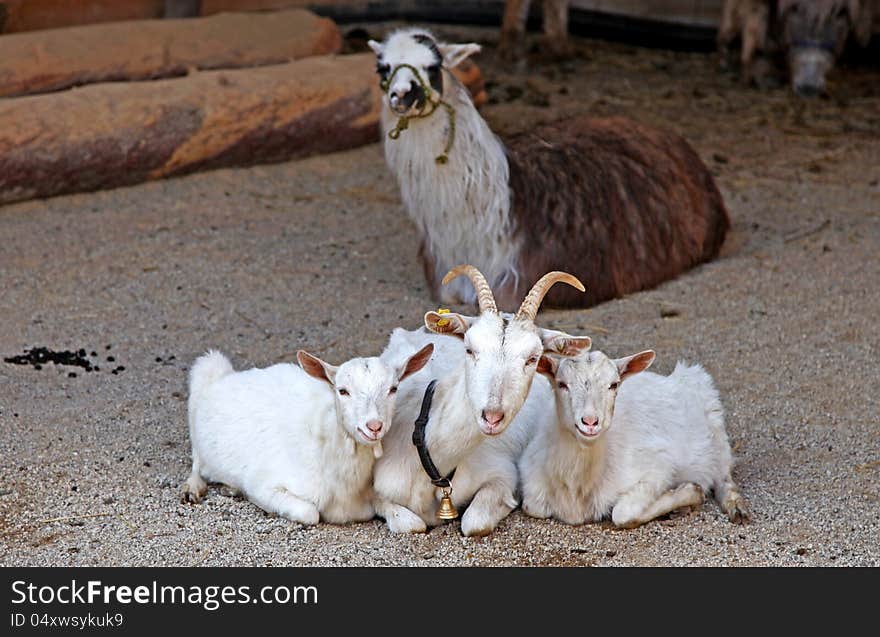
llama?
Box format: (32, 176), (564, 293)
(368, 28), (730, 312)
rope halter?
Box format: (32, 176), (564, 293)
(381, 62), (456, 165)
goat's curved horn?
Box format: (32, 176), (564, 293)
(442, 265), (498, 314)
(515, 271), (585, 322)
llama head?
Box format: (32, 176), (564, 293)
(539, 349), (655, 445)
(297, 345), (434, 450)
(424, 265), (591, 436)
(368, 28), (481, 116)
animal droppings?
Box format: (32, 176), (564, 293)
(3, 346), (122, 376)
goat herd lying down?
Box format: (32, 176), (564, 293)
(182, 28), (751, 538)
(183, 267), (748, 536)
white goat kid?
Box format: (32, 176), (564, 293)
(181, 345), (433, 525)
(374, 265), (591, 536)
(520, 350), (749, 528)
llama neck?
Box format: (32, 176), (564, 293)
(422, 368), (486, 477)
(381, 72), (521, 304)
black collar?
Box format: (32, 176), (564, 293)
(411, 379), (455, 488)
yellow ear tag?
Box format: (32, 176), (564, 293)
(436, 308), (451, 328)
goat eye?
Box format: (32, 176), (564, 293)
(609, 382), (620, 391)
(526, 356), (538, 366)
(338, 388), (350, 396)
(465, 348), (475, 357)
(557, 381), (568, 390)
(389, 386), (398, 395)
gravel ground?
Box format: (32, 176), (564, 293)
(1, 25), (878, 567)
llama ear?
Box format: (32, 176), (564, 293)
(437, 43), (481, 68)
(424, 311), (474, 338)
(614, 350), (655, 381)
(367, 39), (384, 56)
(536, 355), (559, 379)
(297, 350), (338, 385)
(398, 344), (434, 382)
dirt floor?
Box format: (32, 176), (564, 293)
(1, 24), (878, 566)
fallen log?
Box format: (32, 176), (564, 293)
(0, 54), (380, 206)
(0, 53), (486, 206)
(0, 0), (165, 33)
(0, 9), (342, 98)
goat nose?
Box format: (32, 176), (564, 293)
(581, 416), (598, 427)
(365, 420), (383, 434)
(482, 410), (505, 426)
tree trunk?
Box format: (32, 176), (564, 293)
(0, 9), (342, 98)
(0, 54), (382, 206)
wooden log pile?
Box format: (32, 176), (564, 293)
(0, 9), (342, 97)
(0, 54), (381, 206)
(0, 8), (489, 205)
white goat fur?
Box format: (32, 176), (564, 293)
(182, 346), (431, 525)
(519, 350), (749, 528)
(374, 313), (588, 536)
(370, 29), (519, 305)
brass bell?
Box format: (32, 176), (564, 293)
(437, 488), (458, 520)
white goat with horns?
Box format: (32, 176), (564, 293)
(374, 264), (591, 536)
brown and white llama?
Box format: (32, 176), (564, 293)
(369, 28), (730, 311)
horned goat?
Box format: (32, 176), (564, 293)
(368, 28), (730, 311)
(181, 345), (433, 525)
(519, 349), (749, 528)
(374, 265), (591, 536)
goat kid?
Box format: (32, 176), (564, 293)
(374, 265), (591, 536)
(182, 345), (433, 525)
(520, 349), (749, 528)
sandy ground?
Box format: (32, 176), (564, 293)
(1, 25), (878, 567)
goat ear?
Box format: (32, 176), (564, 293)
(398, 344), (434, 382)
(614, 350), (655, 381)
(437, 43), (481, 68)
(296, 350), (338, 385)
(538, 328), (592, 357)
(367, 39), (384, 56)
(536, 355), (558, 379)
(424, 311), (472, 338)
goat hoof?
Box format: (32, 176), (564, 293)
(180, 488), (202, 505)
(726, 499), (750, 525)
(180, 475), (207, 504)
